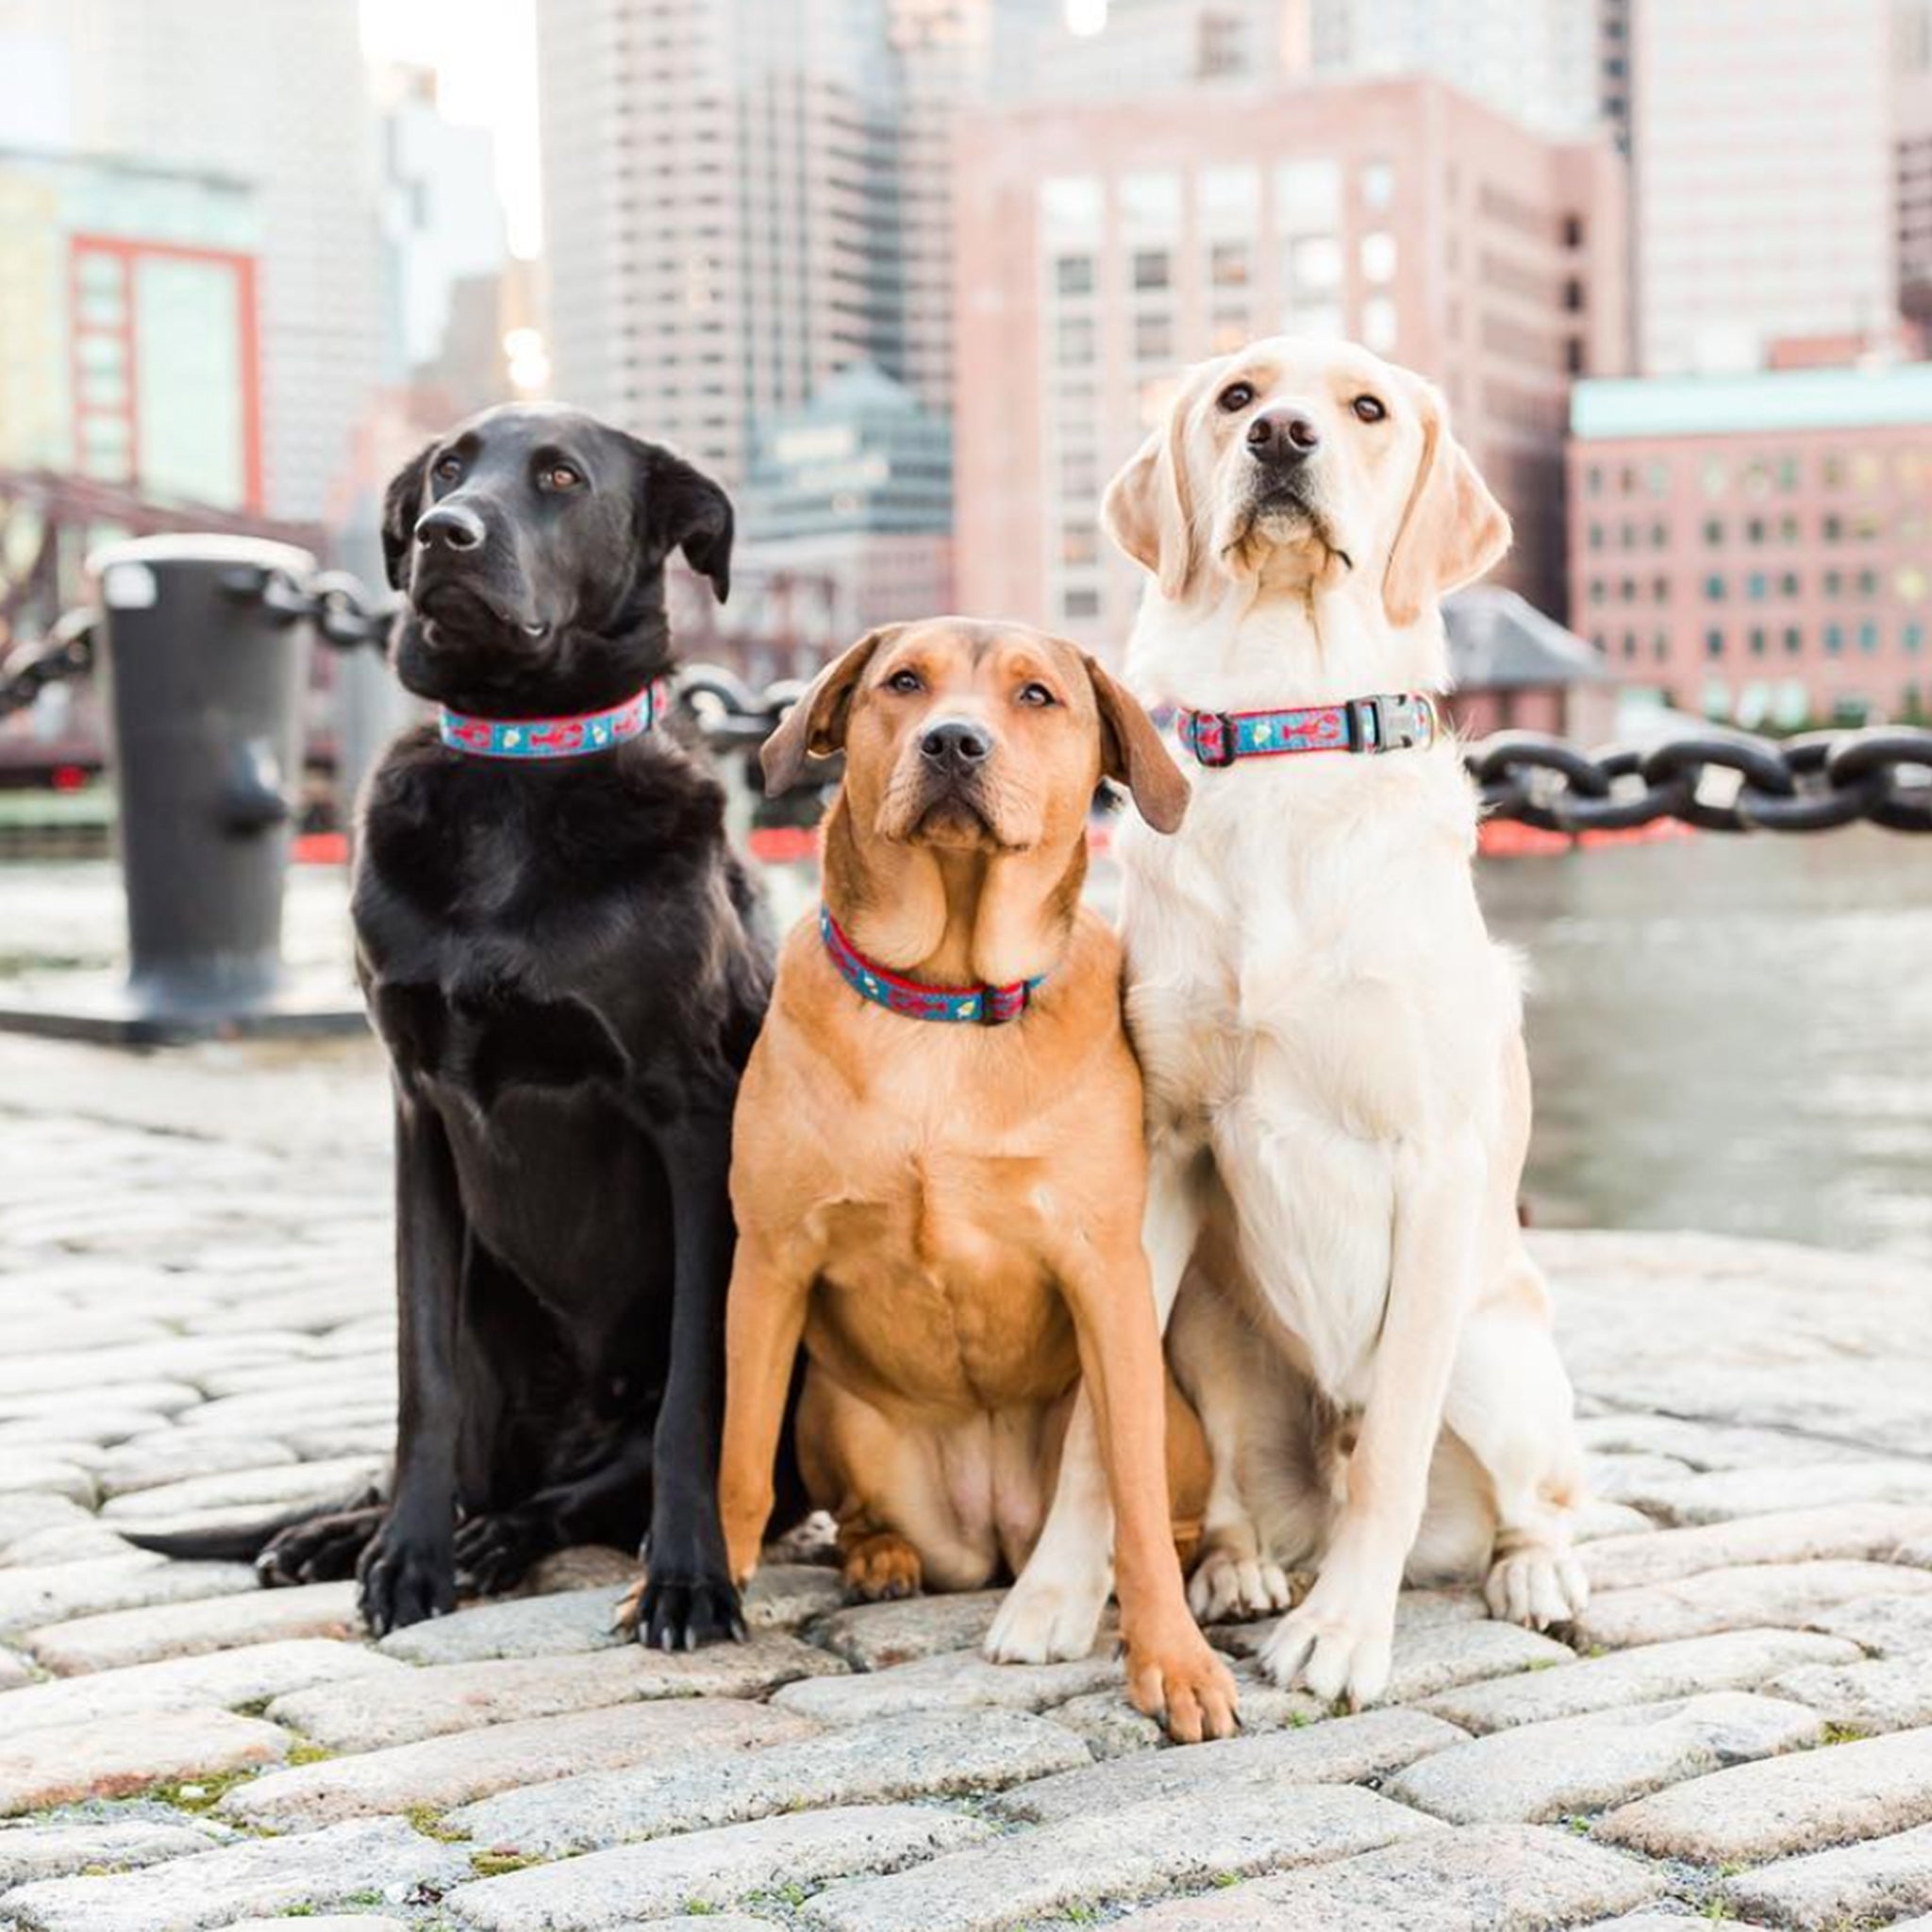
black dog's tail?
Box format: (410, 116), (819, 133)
(120, 1481), (388, 1584)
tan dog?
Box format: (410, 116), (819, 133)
(991, 339), (1590, 1709)
(717, 616), (1239, 1742)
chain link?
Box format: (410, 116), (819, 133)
(0, 608), (95, 718)
(1469, 726), (1932, 835)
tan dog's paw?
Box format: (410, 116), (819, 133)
(1485, 1544), (1589, 1629)
(1186, 1542), (1306, 1625)
(841, 1531), (924, 1602)
(1125, 1631), (1241, 1744)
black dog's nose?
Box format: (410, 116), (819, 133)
(1247, 411), (1322, 462)
(920, 720), (993, 770)
(415, 504), (486, 553)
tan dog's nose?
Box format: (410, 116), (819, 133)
(919, 719), (993, 774)
(1246, 410), (1322, 466)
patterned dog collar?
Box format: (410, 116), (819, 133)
(1176, 691), (1439, 769)
(439, 679), (673, 759)
(820, 906), (1044, 1025)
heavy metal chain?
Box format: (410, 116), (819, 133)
(1469, 727), (1932, 835)
(0, 609), (95, 718)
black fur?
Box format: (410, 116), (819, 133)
(133, 404), (793, 1646)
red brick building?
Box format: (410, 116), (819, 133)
(1569, 365), (1932, 726)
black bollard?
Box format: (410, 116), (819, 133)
(0, 535), (367, 1043)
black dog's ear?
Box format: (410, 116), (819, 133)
(645, 450), (735, 606)
(380, 444), (434, 590)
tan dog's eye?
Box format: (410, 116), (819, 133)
(1015, 682), (1056, 708)
(433, 454), (462, 483)
(1217, 382), (1256, 413)
(539, 464), (581, 491)
(885, 668), (924, 695)
(1352, 396), (1387, 424)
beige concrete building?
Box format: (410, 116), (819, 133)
(952, 75), (1627, 647)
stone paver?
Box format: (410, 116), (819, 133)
(0, 1555), (258, 1634)
(1768, 1650), (1932, 1731)
(8, 1034), (1932, 1932)
(1384, 1691), (1824, 1824)
(1598, 1724), (1932, 1862)
(0, 1636), (401, 1738)
(1423, 1628), (1862, 1734)
(1570, 1559), (1932, 1651)
(0, 1819), (233, 1888)
(450, 1708), (1090, 1855)
(446, 1805), (993, 1929)
(1725, 1822), (1932, 1930)
(1121, 1824), (1667, 1930)
(221, 1696), (816, 1830)
(991, 1707), (1462, 1824)
(2, 1815), (474, 1932)
(1579, 1503), (1932, 1593)
(0, 1707), (290, 1814)
(268, 1632), (841, 1752)
(800, 1786), (1439, 1932)
(772, 1645), (1124, 1724)
(25, 1580), (359, 1674)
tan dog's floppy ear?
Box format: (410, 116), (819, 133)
(1101, 399), (1199, 602)
(1382, 383), (1511, 627)
(1084, 654), (1189, 833)
(760, 625), (897, 796)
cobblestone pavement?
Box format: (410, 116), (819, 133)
(4, 1029), (1932, 1931)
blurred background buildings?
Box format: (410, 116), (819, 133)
(2, 0), (1930, 751)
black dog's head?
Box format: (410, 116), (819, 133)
(381, 403), (734, 714)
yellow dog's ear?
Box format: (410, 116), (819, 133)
(759, 625), (900, 796)
(1084, 654), (1190, 834)
(1102, 399), (1200, 603)
(1382, 381), (1511, 627)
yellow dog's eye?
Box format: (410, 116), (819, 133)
(886, 669), (924, 694)
(1016, 682), (1056, 708)
(1217, 382), (1256, 413)
(1352, 395), (1387, 424)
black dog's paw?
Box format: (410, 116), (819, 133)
(357, 1525), (457, 1638)
(618, 1570), (746, 1651)
(454, 1512), (544, 1599)
(259, 1506), (385, 1588)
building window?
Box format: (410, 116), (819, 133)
(1824, 624), (1844, 656)
(1859, 620), (1879, 653)
(1646, 463), (1670, 498)
(1906, 623), (1924, 655)
(1705, 627), (1724, 658)
(1041, 175), (1104, 244)
(1824, 569), (1842, 597)
(1588, 524), (1605, 551)
(1654, 576), (1669, 603)
(1777, 456), (1800, 491)
(1134, 311), (1174, 361)
(1289, 235), (1342, 294)
(1133, 248), (1172, 291)
(1700, 458), (1726, 496)
(1780, 572), (1799, 597)
(1898, 566), (1928, 603)
(1704, 574), (1725, 602)
(1209, 242), (1250, 288)
(1362, 296), (1397, 354)
(1359, 232), (1397, 283)
(1651, 521), (1668, 546)
(1119, 171), (1182, 238)
(1746, 573), (1767, 600)
(1822, 455), (1846, 489)
(1857, 569), (1878, 597)
(1745, 517), (1765, 544)
(1779, 514), (1799, 542)
(1749, 626), (1767, 657)
(1823, 514), (1842, 541)
(1055, 255), (1095, 295)
(1784, 626), (1802, 656)
(1703, 518), (1724, 545)
(1060, 586), (1101, 622)
(1056, 316), (1095, 365)
(1654, 631), (1669, 661)
(1275, 158), (1341, 228)
(1587, 465), (1604, 497)
(1060, 524), (1097, 567)
(1360, 159), (1394, 209)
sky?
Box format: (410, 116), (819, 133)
(358, 0), (542, 257)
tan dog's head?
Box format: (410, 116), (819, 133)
(1104, 336), (1509, 625)
(762, 616), (1188, 850)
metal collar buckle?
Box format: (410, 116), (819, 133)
(1351, 693), (1437, 755)
(1191, 710), (1236, 768)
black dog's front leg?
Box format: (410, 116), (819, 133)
(360, 1090), (466, 1636)
(634, 1099), (744, 1650)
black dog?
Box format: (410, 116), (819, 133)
(137, 405), (784, 1647)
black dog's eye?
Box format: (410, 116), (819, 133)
(1016, 682), (1056, 708)
(885, 669), (924, 694)
(1352, 395), (1387, 424)
(539, 463), (581, 491)
(1217, 382), (1257, 413)
(432, 454), (462, 483)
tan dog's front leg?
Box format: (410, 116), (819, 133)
(716, 1232), (812, 1587)
(1259, 1133), (1483, 1708)
(1065, 1232), (1239, 1744)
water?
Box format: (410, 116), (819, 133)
(7, 833), (1930, 1260)
(1479, 829), (1932, 1262)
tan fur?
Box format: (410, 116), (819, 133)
(723, 618), (1237, 1742)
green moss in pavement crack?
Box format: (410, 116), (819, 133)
(470, 1850), (541, 1877)
(405, 1804), (465, 1842)
(1818, 1723), (1869, 1746)
(283, 1742), (332, 1766)
(142, 1767), (258, 1813)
